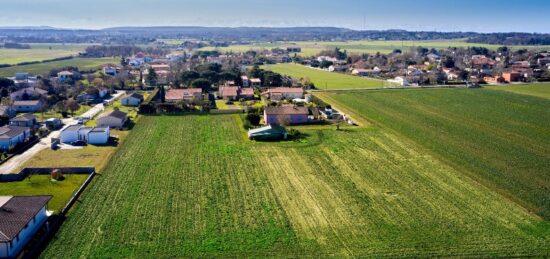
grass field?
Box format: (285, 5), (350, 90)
(486, 83), (550, 99)
(201, 40), (550, 56)
(0, 57), (118, 77)
(0, 174), (88, 213)
(316, 88), (550, 220)
(263, 63), (383, 89)
(0, 44), (89, 65)
(41, 114), (549, 257)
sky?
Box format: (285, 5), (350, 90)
(0, 0), (549, 33)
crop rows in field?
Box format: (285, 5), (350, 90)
(316, 88), (550, 220)
(42, 114), (550, 257)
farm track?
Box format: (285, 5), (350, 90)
(42, 114), (550, 257)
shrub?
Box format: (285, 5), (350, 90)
(245, 113), (261, 126)
(51, 169), (65, 181)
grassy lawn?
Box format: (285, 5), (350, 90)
(0, 57), (118, 77)
(263, 63), (383, 89)
(200, 40), (550, 56)
(42, 114), (549, 257)
(486, 83), (550, 99)
(0, 174), (89, 213)
(15, 130), (129, 173)
(316, 87), (550, 220)
(0, 44), (89, 65)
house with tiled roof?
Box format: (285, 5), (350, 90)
(0, 195), (52, 258)
(263, 106), (309, 125)
(165, 88), (203, 102)
(265, 87), (304, 101)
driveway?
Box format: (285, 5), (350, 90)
(0, 91), (125, 174)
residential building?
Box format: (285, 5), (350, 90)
(0, 195), (52, 258)
(502, 71), (522, 82)
(250, 78), (262, 87)
(219, 86), (239, 100)
(9, 114), (37, 128)
(286, 46), (301, 53)
(0, 126), (31, 151)
(239, 88), (255, 100)
(387, 77), (410, 86)
(96, 110), (128, 129)
(12, 100), (45, 113)
(483, 76), (505, 84)
(165, 88), (203, 102)
(0, 106), (16, 119)
(265, 87), (304, 101)
(102, 65), (119, 76)
(352, 68), (381, 76)
(263, 106), (309, 125)
(60, 125), (109, 145)
(121, 93), (144, 106)
(57, 71), (74, 81)
(9, 87), (47, 101)
(96, 86), (110, 99)
(241, 76), (250, 87)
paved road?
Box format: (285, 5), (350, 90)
(0, 91), (125, 174)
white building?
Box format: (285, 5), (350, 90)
(60, 125), (110, 145)
(0, 126), (31, 152)
(387, 77), (410, 87)
(121, 93), (144, 107)
(0, 195), (52, 258)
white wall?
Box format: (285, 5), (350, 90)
(60, 131), (78, 143)
(88, 131), (109, 145)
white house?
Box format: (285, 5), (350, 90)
(96, 110), (128, 129)
(57, 71), (74, 81)
(0, 126), (31, 151)
(87, 127), (110, 145)
(387, 77), (410, 86)
(60, 125), (109, 145)
(9, 87), (48, 101)
(12, 100), (45, 113)
(121, 93), (144, 106)
(97, 86), (110, 99)
(0, 195), (52, 258)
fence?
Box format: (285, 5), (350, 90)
(0, 167), (95, 182)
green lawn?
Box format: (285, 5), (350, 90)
(0, 57), (118, 77)
(0, 174), (89, 213)
(42, 114), (549, 257)
(0, 43), (89, 65)
(486, 83), (550, 99)
(263, 63), (383, 89)
(201, 40), (550, 56)
(316, 87), (550, 220)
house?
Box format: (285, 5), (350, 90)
(250, 78), (262, 87)
(9, 114), (37, 128)
(165, 88), (203, 102)
(537, 57), (550, 66)
(0, 126), (31, 151)
(483, 76), (505, 84)
(121, 93), (144, 106)
(57, 71), (74, 81)
(248, 125), (288, 141)
(10, 87), (48, 101)
(502, 71), (522, 82)
(239, 88), (255, 100)
(328, 64), (349, 72)
(387, 77), (410, 86)
(12, 100), (45, 113)
(15, 73), (29, 81)
(511, 61), (530, 69)
(0, 106), (16, 119)
(286, 46), (301, 53)
(96, 86), (110, 99)
(266, 87), (304, 101)
(263, 106), (309, 125)
(45, 118), (62, 129)
(219, 86), (239, 100)
(60, 125), (109, 145)
(0, 195), (52, 258)
(241, 76), (250, 87)
(102, 65), (119, 76)
(352, 68), (381, 77)
(96, 110), (128, 128)
(471, 55), (496, 67)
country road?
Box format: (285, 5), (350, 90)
(0, 91), (125, 174)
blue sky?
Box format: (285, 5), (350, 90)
(1, 0), (549, 32)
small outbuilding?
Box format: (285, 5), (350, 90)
(121, 93), (144, 106)
(248, 125), (288, 141)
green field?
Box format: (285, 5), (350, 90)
(0, 57), (118, 77)
(42, 114), (549, 257)
(201, 40), (550, 56)
(0, 174), (89, 213)
(316, 87), (550, 220)
(263, 63), (383, 89)
(0, 43), (89, 65)
(486, 83), (550, 99)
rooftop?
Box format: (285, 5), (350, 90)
(10, 113), (36, 122)
(264, 106), (309, 115)
(0, 195), (52, 242)
(165, 88), (202, 100)
(268, 87), (304, 94)
(0, 125), (30, 139)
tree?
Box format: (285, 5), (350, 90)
(190, 78), (211, 91)
(180, 71), (200, 85)
(65, 98), (80, 116)
(0, 77), (14, 88)
(120, 57), (128, 66)
(146, 68), (158, 86)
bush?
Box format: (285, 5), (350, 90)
(245, 113), (261, 126)
(51, 169), (65, 181)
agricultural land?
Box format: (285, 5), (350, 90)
(0, 57), (118, 77)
